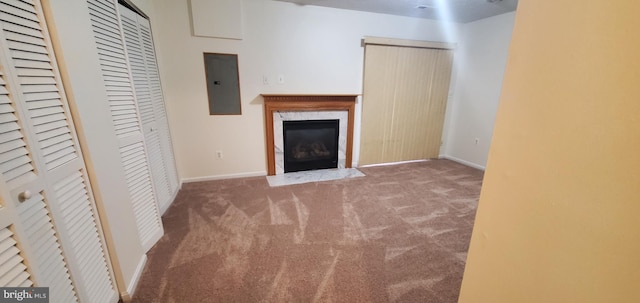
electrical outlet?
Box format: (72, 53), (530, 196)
(216, 151), (223, 159)
(262, 76), (270, 85)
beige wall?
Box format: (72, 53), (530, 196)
(150, 0), (462, 181)
(459, 1), (640, 302)
(129, 0), (152, 15)
(443, 12), (515, 169)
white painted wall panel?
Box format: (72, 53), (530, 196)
(190, 0), (243, 40)
(443, 12), (516, 169)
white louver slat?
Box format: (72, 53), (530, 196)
(138, 17), (178, 197)
(53, 173), (115, 303)
(138, 16), (179, 196)
(16, 196), (77, 303)
(0, 1), (78, 171)
(119, 5), (179, 214)
(87, 0), (141, 139)
(0, 71), (34, 185)
(119, 8), (171, 210)
(0, 227), (32, 287)
(143, 131), (170, 209)
(120, 15), (153, 124)
(88, 0), (163, 251)
(0, 1), (118, 302)
(120, 142), (161, 243)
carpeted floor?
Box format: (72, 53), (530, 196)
(132, 159), (483, 303)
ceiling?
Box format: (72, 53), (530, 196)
(273, 0), (518, 23)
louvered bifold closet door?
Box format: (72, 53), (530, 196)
(138, 14), (178, 197)
(119, 5), (178, 214)
(0, 70), (39, 291)
(0, 1), (118, 302)
(86, 0), (163, 251)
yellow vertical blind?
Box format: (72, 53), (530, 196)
(360, 43), (453, 165)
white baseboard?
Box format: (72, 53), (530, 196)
(358, 159), (430, 168)
(121, 254), (147, 301)
(439, 155), (486, 171)
(181, 171), (266, 183)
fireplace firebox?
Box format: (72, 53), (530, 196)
(283, 119), (339, 173)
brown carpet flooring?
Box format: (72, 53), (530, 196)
(132, 159), (483, 303)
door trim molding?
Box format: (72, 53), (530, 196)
(363, 36), (456, 50)
(121, 254), (147, 302)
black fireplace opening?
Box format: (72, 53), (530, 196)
(283, 119), (339, 173)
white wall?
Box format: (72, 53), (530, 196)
(131, 0), (153, 16)
(150, 0), (462, 180)
(443, 12), (516, 169)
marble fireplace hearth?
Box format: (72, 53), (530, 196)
(262, 94), (357, 176)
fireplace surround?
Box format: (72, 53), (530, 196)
(283, 119), (339, 173)
(262, 94), (357, 175)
